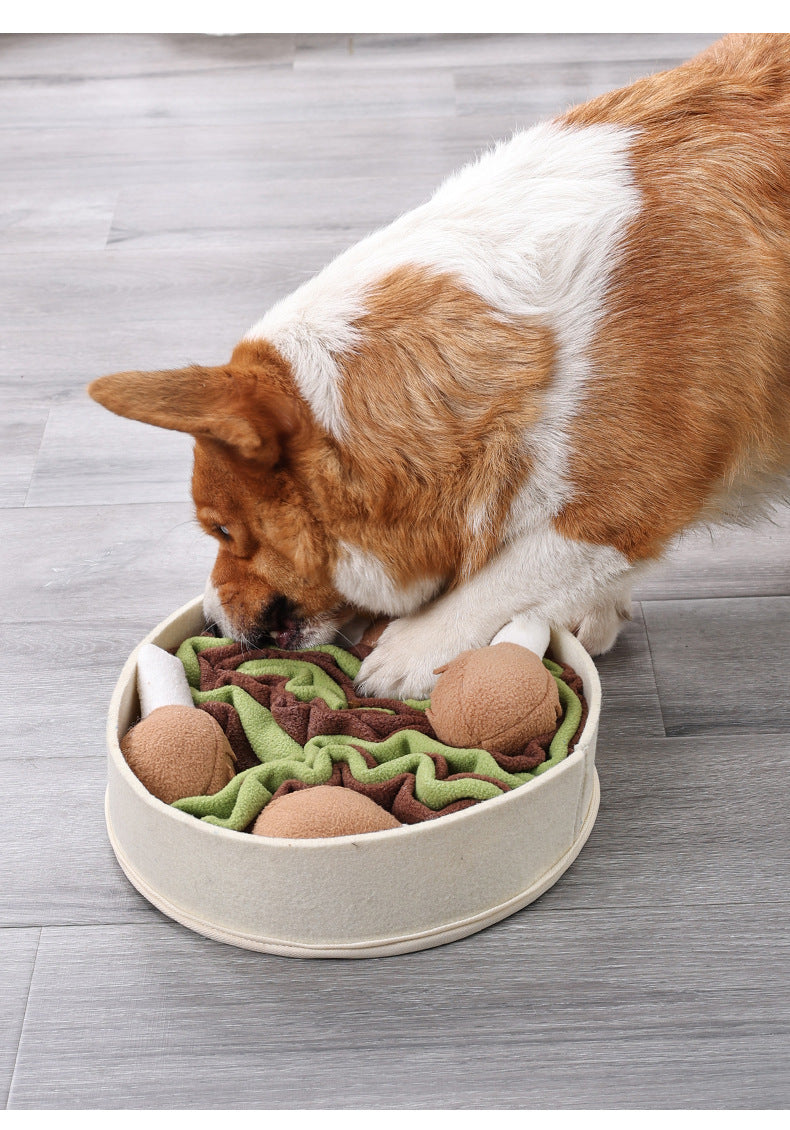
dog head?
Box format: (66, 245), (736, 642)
(89, 340), (357, 648)
(90, 268), (556, 647)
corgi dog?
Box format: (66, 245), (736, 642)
(90, 34), (790, 701)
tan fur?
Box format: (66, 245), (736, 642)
(90, 343), (346, 637)
(192, 436), (342, 637)
(328, 267), (556, 585)
(200, 272), (557, 634)
(89, 340), (305, 464)
(556, 33), (790, 561)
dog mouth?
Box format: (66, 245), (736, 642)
(204, 591), (349, 652)
(270, 624), (306, 649)
(260, 596), (305, 649)
(250, 597), (343, 651)
(268, 620), (339, 651)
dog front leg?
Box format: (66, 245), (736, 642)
(355, 527), (634, 700)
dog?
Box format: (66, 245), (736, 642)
(89, 33), (790, 701)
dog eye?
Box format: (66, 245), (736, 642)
(214, 525), (231, 541)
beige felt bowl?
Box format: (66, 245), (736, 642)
(105, 596), (601, 959)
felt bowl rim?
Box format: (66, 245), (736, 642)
(106, 595), (602, 849)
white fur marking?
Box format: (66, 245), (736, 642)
(203, 578), (235, 639)
(468, 499), (491, 538)
(333, 541), (443, 617)
(357, 523), (634, 699)
(248, 314), (360, 439)
(245, 120), (641, 498)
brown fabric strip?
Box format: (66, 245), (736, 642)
(266, 745), (508, 825)
(194, 643), (435, 752)
(192, 640), (589, 822)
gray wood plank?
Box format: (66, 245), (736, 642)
(0, 245), (312, 316)
(593, 603), (665, 741)
(0, 390), (50, 507)
(641, 597), (790, 737)
(0, 929), (40, 1108)
(0, 191), (116, 252)
(7, 913), (787, 1109)
(0, 619), (162, 763)
(451, 37), (718, 119)
(27, 392), (195, 508)
(0, 116), (509, 189)
(0, 761), (155, 928)
(562, 729), (790, 912)
(454, 62), (654, 120)
(0, 248), (342, 388)
(0, 33), (296, 79)
(0, 65), (455, 130)
(106, 174), (441, 252)
(293, 33), (720, 71)
(0, 502), (215, 625)
(633, 509), (790, 600)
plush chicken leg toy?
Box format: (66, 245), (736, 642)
(120, 643), (236, 805)
(426, 615), (562, 755)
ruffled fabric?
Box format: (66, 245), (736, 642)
(171, 637), (586, 831)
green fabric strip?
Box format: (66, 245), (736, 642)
(176, 635), (433, 710)
(538, 658), (583, 776)
(171, 638), (583, 831)
(173, 733), (511, 830)
(176, 634), (234, 686)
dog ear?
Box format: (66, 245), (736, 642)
(87, 365), (303, 462)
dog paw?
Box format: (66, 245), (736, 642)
(574, 600), (630, 656)
(355, 615), (472, 700)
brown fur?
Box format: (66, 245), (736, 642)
(556, 33), (790, 560)
(326, 267), (556, 586)
(216, 271), (557, 620)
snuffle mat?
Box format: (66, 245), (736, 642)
(105, 596), (602, 958)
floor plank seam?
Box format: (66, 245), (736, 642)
(5, 893), (790, 933)
(0, 61), (298, 88)
(20, 405), (52, 510)
(635, 590), (790, 603)
(628, 599), (668, 738)
(101, 190), (122, 254)
(4, 926), (41, 1111)
(1, 500), (197, 513)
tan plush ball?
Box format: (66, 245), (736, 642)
(121, 705), (236, 804)
(252, 785), (402, 839)
(426, 642), (562, 755)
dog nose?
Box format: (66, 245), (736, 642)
(247, 594), (301, 650)
(263, 594), (296, 635)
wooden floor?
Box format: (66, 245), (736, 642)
(2, 32), (789, 1110)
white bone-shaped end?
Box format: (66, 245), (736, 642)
(136, 642), (195, 717)
(490, 615), (551, 658)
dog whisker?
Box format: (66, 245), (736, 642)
(333, 627), (356, 647)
